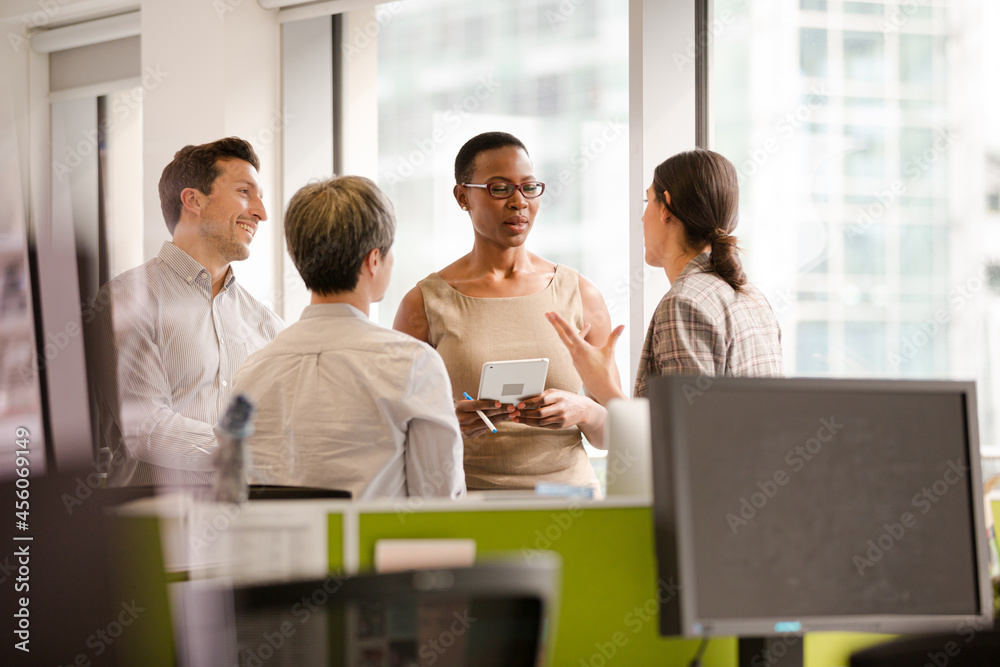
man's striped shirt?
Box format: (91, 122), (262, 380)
(93, 242), (283, 487)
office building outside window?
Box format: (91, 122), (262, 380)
(713, 0), (1000, 462)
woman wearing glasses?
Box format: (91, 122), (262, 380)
(394, 131), (617, 495)
(546, 149), (783, 413)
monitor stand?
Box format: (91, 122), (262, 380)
(738, 636), (804, 667)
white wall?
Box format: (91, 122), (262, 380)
(141, 0), (282, 308)
(2, 0), (283, 309)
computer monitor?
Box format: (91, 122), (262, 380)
(176, 554), (561, 666)
(646, 376), (993, 666)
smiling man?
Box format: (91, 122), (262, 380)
(92, 137), (283, 486)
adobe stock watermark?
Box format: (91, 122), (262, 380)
(18, 278), (129, 385)
(844, 128), (958, 241)
(888, 265), (988, 371)
(759, 285), (796, 320)
(852, 458), (969, 576)
(578, 577), (681, 667)
(879, 0), (930, 34)
(604, 445), (641, 490)
(679, 374), (715, 405)
(392, 457), (464, 523)
(239, 618), (297, 667)
(544, 118), (626, 203)
(189, 501), (244, 554)
(0, 555), (15, 586)
(520, 503), (585, 563)
(418, 607), (477, 666)
(759, 126), (958, 343)
(7, 0), (72, 53)
(21, 318), (83, 383)
(60, 449), (128, 514)
(545, 0), (585, 26)
(921, 614), (994, 667)
(672, 4), (744, 72)
(53, 65), (169, 182)
(736, 83), (832, 181)
(607, 263), (654, 319)
(45, 599), (146, 664)
(381, 75), (502, 186)
(342, 2), (404, 56)
(238, 573), (350, 666)
(726, 416), (844, 534)
(245, 109), (294, 150)
(214, 0), (246, 21)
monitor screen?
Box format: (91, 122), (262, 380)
(646, 376), (993, 638)
(234, 589), (542, 667)
(175, 556), (561, 667)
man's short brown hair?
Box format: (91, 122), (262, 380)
(158, 137), (260, 234)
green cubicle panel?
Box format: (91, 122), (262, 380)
(327, 512), (344, 572)
(336, 505), (888, 666)
(110, 515), (177, 667)
(356, 506), (707, 665)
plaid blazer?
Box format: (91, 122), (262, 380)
(634, 253), (783, 397)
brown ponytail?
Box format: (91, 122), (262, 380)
(652, 150), (747, 291)
(709, 233), (747, 291)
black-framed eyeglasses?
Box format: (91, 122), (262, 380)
(462, 181), (545, 199)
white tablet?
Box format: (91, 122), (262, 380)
(477, 358), (549, 403)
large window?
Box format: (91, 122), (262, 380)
(714, 0), (1000, 459)
(281, 0), (1000, 474)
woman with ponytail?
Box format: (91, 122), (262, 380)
(546, 149), (783, 409)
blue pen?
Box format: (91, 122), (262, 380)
(463, 392), (497, 434)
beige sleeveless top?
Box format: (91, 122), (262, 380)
(418, 265), (600, 493)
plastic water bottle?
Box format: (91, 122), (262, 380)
(213, 394), (255, 504)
